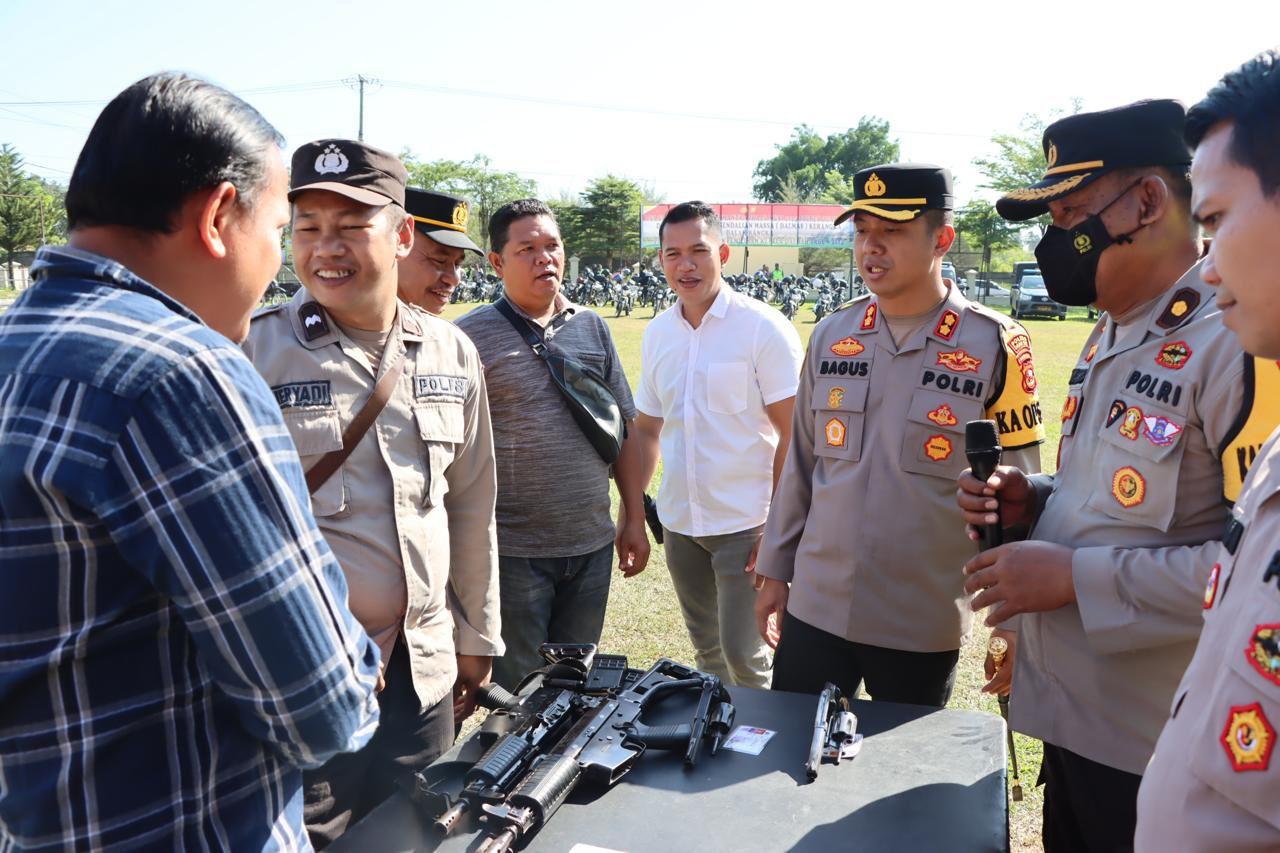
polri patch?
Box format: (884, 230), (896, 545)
(1245, 624), (1280, 687)
(1156, 340), (1193, 370)
(936, 349), (982, 373)
(924, 434), (953, 461)
(1112, 466), (1146, 507)
(1204, 563), (1221, 610)
(414, 374), (468, 400)
(1222, 703), (1275, 773)
(830, 336), (865, 357)
(272, 380), (333, 410)
(934, 309), (959, 340)
(927, 404), (958, 426)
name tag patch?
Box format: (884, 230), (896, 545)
(819, 360), (869, 377)
(921, 369), (985, 399)
(415, 374), (468, 400)
(272, 381), (333, 410)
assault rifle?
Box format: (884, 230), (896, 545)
(418, 645), (734, 852)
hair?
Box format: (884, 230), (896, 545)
(1185, 50), (1280, 197)
(66, 72), (284, 233)
(922, 209), (955, 231)
(488, 198), (556, 254)
(659, 201), (722, 244)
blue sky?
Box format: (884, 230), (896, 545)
(2, 0), (1275, 205)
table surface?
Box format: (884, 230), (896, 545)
(331, 685), (1009, 853)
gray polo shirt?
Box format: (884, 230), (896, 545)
(457, 296), (637, 558)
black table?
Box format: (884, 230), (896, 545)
(331, 686), (1008, 852)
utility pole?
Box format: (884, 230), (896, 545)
(342, 75), (379, 141)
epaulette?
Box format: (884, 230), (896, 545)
(832, 292), (873, 314)
(251, 301), (288, 321)
(963, 298), (1020, 330)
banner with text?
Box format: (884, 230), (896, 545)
(641, 203), (853, 249)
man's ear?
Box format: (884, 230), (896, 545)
(198, 181), (238, 259)
(394, 210), (414, 260)
(935, 223), (957, 256)
(487, 250), (504, 277)
(1136, 174), (1171, 226)
(719, 242), (731, 265)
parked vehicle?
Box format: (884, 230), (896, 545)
(1012, 275), (1067, 320)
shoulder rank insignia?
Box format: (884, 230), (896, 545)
(861, 303), (878, 331)
(1112, 466), (1146, 507)
(927, 404), (958, 426)
(1156, 340), (1192, 370)
(298, 302), (331, 342)
(934, 309), (959, 340)
(825, 416), (847, 448)
(1156, 287), (1201, 330)
(830, 336), (865, 357)
(1246, 624), (1280, 687)
(924, 434), (954, 462)
(1204, 563), (1221, 609)
(937, 349), (981, 373)
(1222, 703), (1275, 772)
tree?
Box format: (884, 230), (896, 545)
(400, 152), (536, 251)
(956, 200), (1023, 282)
(753, 119), (900, 202)
(971, 100), (1083, 227)
(576, 175), (647, 269)
(0, 145), (65, 282)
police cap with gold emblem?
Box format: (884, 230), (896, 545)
(996, 99), (1191, 222)
(833, 163), (953, 225)
(405, 187), (482, 254)
(289, 138), (407, 207)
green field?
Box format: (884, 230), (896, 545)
(443, 298), (1096, 852)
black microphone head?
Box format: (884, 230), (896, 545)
(965, 419), (1001, 454)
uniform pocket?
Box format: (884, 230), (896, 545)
(707, 361), (750, 415)
(282, 409), (347, 517)
(899, 390), (982, 480)
(415, 401), (465, 507)
(1084, 400), (1187, 531)
(812, 377), (868, 462)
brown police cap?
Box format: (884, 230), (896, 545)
(289, 139), (407, 207)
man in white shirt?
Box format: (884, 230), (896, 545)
(633, 202), (803, 687)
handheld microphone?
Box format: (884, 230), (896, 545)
(964, 420), (1003, 551)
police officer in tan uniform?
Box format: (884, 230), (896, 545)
(398, 187), (483, 315)
(243, 140), (502, 847)
(1136, 52), (1280, 852)
(755, 164), (1045, 708)
(957, 101), (1270, 850)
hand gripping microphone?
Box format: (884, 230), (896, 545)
(964, 420), (1003, 551)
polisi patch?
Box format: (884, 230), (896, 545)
(861, 303), (878, 331)
(272, 380), (333, 410)
(924, 434), (954, 461)
(1112, 466), (1146, 507)
(414, 374), (468, 400)
(934, 309), (959, 340)
(927, 404), (958, 427)
(1222, 703), (1275, 772)
(1119, 406), (1144, 440)
(830, 336), (866, 357)
(1156, 340), (1193, 370)
(1245, 624), (1280, 687)
(819, 360), (869, 377)
(1106, 399), (1127, 428)
(1061, 396), (1079, 423)
(825, 416), (847, 448)
(1124, 370), (1183, 408)
(1143, 415), (1183, 447)
(1204, 563), (1221, 610)
(921, 370), (985, 399)
(936, 349), (982, 373)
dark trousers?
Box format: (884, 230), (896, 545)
(1039, 742), (1142, 853)
(771, 611), (959, 707)
(304, 639), (453, 850)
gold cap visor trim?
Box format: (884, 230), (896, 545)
(840, 198), (928, 223)
(1000, 173), (1091, 202)
(1043, 159), (1105, 177)
(412, 214), (466, 232)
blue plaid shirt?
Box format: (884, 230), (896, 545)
(0, 246), (381, 851)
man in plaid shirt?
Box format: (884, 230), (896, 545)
(0, 74), (381, 851)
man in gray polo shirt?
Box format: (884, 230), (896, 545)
(456, 198), (649, 689)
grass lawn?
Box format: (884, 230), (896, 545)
(444, 297), (1097, 852)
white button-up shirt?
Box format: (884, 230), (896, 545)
(635, 285), (804, 537)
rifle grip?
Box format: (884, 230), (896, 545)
(477, 682), (521, 711)
(469, 733), (531, 786)
(509, 755), (583, 828)
(633, 723), (692, 750)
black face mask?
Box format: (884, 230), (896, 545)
(1034, 180), (1146, 306)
